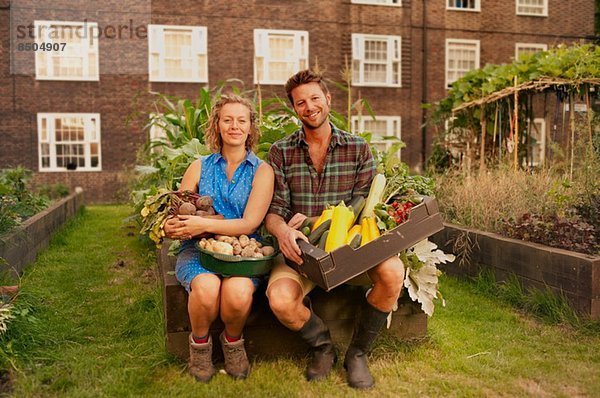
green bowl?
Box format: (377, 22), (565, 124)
(196, 243), (278, 277)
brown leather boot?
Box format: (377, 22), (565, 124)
(220, 332), (250, 379)
(188, 334), (215, 382)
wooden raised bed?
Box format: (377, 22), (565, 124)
(431, 224), (600, 320)
(0, 190), (85, 277)
(158, 242), (428, 361)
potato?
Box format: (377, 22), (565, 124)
(212, 241), (234, 256)
(253, 252), (264, 258)
(238, 235), (250, 248)
(232, 242), (242, 255)
(241, 246), (256, 258)
(261, 246), (275, 257)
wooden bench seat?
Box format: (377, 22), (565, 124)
(158, 243), (427, 361)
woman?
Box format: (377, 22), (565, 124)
(164, 94), (274, 382)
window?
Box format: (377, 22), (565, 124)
(516, 0), (548, 16)
(352, 116), (402, 154)
(515, 43), (547, 59)
(148, 113), (169, 154)
(351, 0), (401, 6)
(148, 25), (208, 83)
(444, 117), (468, 161)
(527, 118), (546, 166)
(38, 113), (101, 171)
(35, 21), (99, 81)
(254, 29), (308, 85)
(352, 34), (401, 87)
(447, 0), (480, 11)
(445, 39), (480, 88)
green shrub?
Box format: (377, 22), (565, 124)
(0, 167), (49, 235)
(37, 183), (70, 199)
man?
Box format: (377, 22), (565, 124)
(265, 69), (405, 389)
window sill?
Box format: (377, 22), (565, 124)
(35, 76), (100, 81)
(352, 83), (402, 88)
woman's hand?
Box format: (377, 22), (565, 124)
(163, 215), (206, 240)
(178, 214), (210, 239)
(163, 216), (181, 239)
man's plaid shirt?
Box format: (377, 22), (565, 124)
(267, 123), (376, 221)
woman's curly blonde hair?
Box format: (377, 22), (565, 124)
(204, 94), (259, 153)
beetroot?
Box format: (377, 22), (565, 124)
(178, 202), (197, 215)
(195, 196), (213, 210)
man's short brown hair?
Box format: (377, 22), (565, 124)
(284, 69), (330, 105)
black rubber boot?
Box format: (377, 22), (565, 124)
(343, 302), (389, 389)
(297, 305), (337, 381)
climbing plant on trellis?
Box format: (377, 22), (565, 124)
(430, 44), (600, 178)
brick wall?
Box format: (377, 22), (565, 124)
(0, 0), (595, 202)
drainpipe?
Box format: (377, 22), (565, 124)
(420, 0), (428, 169)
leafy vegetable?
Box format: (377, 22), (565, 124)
(400, 240), (456, 316)
(382, 163), (434, 204)
(139, 189), (205, 247)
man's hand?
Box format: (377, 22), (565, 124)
(277, 224), (308, 265)
(266, 213), (310, 264)
(287, 213), (308, 230)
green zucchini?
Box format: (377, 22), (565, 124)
(308, 219), (331, 245)
(300, 217), (314, 231)
(317, 230), (329, 250)
(348, 233), (362, 249)
(301, 226), (311, 237)
(348, 195), (366, 224)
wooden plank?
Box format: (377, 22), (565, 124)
(167, 309), (428, 362)
(432, 224), (600, 320)
(159, 242), (428, 361)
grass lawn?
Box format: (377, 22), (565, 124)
(2, 205), (599, 397)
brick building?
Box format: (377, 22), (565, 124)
(0, 0), (595, 202)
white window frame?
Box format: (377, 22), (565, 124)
(445, 38), (480, 89)
(352, 115), (402, 155)
(34, 20), (99, 81)
(148, 113), (170, 154)
(37, 113), (101, 172)
(446, 0), (480, 12)
(515, 43), (548, 59)
(148, 24), (208, 83)
(253, 29), (308, 85)
(352, 34), (402, 87)
(516, 0), (548, 17)
(527, 118), (546, 166)
(351, 0), (402, 6)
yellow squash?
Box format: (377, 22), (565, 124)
(360, 217), (371, 246)
(311, 208), (333, 232)
(325, 204), (354, 252)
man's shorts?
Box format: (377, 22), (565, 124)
(267, 254), (372, 296)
